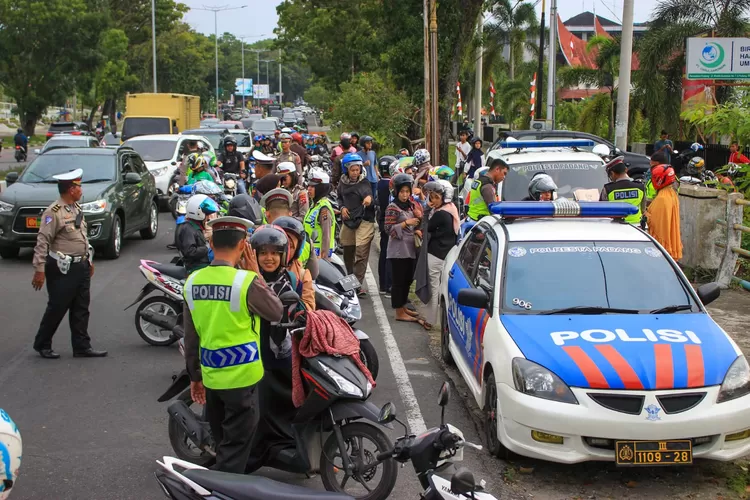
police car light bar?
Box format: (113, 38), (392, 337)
(489, 200), (638, 218)
(498, 139), (596, 149)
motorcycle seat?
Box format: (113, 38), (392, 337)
(150, 262), (187, 281)
(183, 469), (353, 500)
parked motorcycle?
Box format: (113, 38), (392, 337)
(160, 291), (397, 499)
(375, 382), (498, 500)
(14, 145), (26, 162)
(125, 259), (185, 346)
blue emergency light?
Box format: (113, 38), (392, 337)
(498, 139), (595, 149)
(489, 200), (638, 218)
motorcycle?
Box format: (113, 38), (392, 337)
(14, 145), (26, 162)
(125, 259), (185, 346)
(160, 291), (397, 500)
(374, 382), (498, 500)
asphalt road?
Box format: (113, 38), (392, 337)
(0, 212), (509, 500)
(0, 149), (36, 171)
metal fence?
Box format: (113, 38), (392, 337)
(715, 194), (750, 291)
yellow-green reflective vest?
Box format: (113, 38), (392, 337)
(184, 266), (263, 390)
(466, 179), (491, 221)
(604, 180), (645, 225)
(304, 198), (336, 258)
(299, 239), (311, 268)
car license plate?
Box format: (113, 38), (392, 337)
(338, 274), (360, 292)
(615, 440), (692, 466)
(25, 217), (41, 229)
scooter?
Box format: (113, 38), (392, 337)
(160, 292), (397, 499)
(125, 259), (185, 346)
(14, 145), (26, 162)
(374, 382), (499, 500)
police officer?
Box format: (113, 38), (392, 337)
(466, 159), (508, 221)
(31, 169), (107, 359)
(183, 216), (283, 473)
(600, 156), (646, 225)
(304, 168), (336, 261)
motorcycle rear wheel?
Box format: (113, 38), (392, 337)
(168, 391), (215, 467)
(135, 296), (180, 346)
(320, 422), (397, 500)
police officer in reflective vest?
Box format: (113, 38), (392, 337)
(183, 216), (283, 473)
(465, 159), (509, 221)
(304, 168), (336, 260)
(600, 156), (646, 225)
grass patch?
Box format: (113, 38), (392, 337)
(0, 134), (46, 147)
(726, 463), (749, 495)
(0, 165), (25, 180)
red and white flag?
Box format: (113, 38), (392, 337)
(529, 73), (537, 119)
(456, 81), (463, 117)
(489, 80), (496, 117)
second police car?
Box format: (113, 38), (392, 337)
(440, 199), (750, 465)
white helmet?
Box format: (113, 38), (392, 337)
(592, 144), (610, 158)
(0, 409), (22, 500)
(276, 161), (296, 175)
(308, 167), (330, 185)
(423, 179), (455, 204)
(281, 127), (294, 134)
(413, 148), (431, 167)
(185, 194), (220, 222)
(474, 166), (489, 179)
(437, 179), (455, 203)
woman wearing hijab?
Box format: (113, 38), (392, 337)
(416, 180), (459, 327)
(464, 137), (485, 180)
(385, 173), (429, 329)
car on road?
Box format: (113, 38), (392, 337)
(491, 130), (651, 178)
(241, 114), (264, 130)
(440, 200), (750, 464)
(45, 121), (91, 140)
(483, 139), (609, 201)
(220, 130), (252, 156)
(35, 135), (99, 155)
(200, 118), (220, 128)
(180, 128), (228, 152)
(282, 112), (298, 128)
(251, 119), (278, 137)
(100, 132), (121, 146)
(0, 147), (159, 259)
(209, 120), (243, 130)
(123, 134), (215, 207)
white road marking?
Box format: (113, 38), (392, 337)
(365, 265), (427, 434)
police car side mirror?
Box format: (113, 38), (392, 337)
(450, 468), (476, 496)
(457, 288), (489, 310)
(697, 282), (720, 306)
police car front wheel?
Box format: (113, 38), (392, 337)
(484, 372), (512, 459)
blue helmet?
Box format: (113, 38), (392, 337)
(341, 152), (364, 175)
(253, 135), (263, 142)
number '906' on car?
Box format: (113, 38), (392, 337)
(439, 200), (750, 465)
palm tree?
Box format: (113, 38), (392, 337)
(637, 0), (750, 136)
(558, 35), (621, 140)
(484, 0), (538, 81)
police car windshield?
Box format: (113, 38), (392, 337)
(502, 160), (607, 201)
(20, 154), (115, 183)
(503, 241), (697, 313)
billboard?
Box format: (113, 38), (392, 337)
(253, 84), (270, 99)
(686, 37), (750, 80)
(234, 78), (253, 96)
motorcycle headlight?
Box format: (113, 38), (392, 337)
(80, 199), (107, 214)
(512, 358), (578, 404)
(718, 356), (750, 403)
(319, 360), (363, 397)
(320, 288), (344, 308)
(225, 179), (236, 189)
(0, 200), (13, 213)
(151, 167), (169, 178)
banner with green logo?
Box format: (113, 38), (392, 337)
(686, 38), (750, 80)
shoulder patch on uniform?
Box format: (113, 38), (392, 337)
(44, 215), (53, 225)
(471, 180), (480, 189)
(51, 204), (60, 212)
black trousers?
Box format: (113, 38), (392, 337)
(33, 258), (92, 352)
(205, 384), (260, 474)
(378, 230), (392, 292)
(389, 257), (416, 309)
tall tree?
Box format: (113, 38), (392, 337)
(485, 0), (539, 80)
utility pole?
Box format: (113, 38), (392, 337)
(535, 0), (545, 119)
(429, 0), (439, 162)
(237, 36), (266, 110)
(192, 5), (247, 117)
(474, 13), (483, 138)
(262, 60), (274, 86)
(423, 0), (431, 152)
(248, 49), (264, 107)
(546, 0), (557, 127)
(278, 49), (283, 105)
(151, 0), (157, 92)
(615, 0), (635, 151)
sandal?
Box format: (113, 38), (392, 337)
(396, 316), (432, 331)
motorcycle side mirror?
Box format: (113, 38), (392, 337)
(378, 402), (397, 424)
(450, 468), (477, 497)
(279, 290), (300, 307)
(438, 381), (450, 426)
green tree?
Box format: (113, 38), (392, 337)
(304, 84), (332, 111)
(0, 0), (103, 134)
(485, 0), (538, 81)
(95, 30), (140, 130)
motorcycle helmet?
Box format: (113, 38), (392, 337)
(16, 128), (22, 134)
(389, 158), (405, 177)
(0, 409), (21, 500)
(473, 166), (489, 180)
(360, 135), (374, 146)
(224, 135), (237, 149)
(398, 156), (415, 174)
(379, 155), (396, 177)
(191, 180), (223, 197)
(185, 194), (220, 222)
(350, 132), (360, 141)
(528, 173), (558, 200)
(690, 142), (704, 152)
(186, 152), (206, 173)
(341, 152), (364, 176)
(422, 180), (454, 204)
(340, 132), (351, 141)
(228, 194), (263, 226)
(390, 173), (414, 196)
(413, 148), (431, 167)
(434, 165), (455, 180)
(651, 164), (676, 191)
(281, 127), (294, 134)
(253, 135), (263, 142)
(250, 225), (290, 269)
(688, 156), (705, 171)
(273, 216), (307, 263)
(291, 132), (303, 145)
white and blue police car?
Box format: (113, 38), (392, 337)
(439, 200), (750, 465)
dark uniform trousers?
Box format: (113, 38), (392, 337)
(206, 383), (260, 474)
(33, 257), (92, 352)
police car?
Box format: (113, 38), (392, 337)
(439, 200), (750, 465)
(486, 139), (609, 201)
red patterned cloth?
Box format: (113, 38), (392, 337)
(291, 310), (376, 407)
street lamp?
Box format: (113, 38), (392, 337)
(151, 0), (157, 92)
(192, 4), (247, 117)
(239, 35), (267, 110)
(262, 59), (275, 85)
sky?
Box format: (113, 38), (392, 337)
(179, 0), (661, 39)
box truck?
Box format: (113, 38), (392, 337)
(122, 93), (200, 142)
